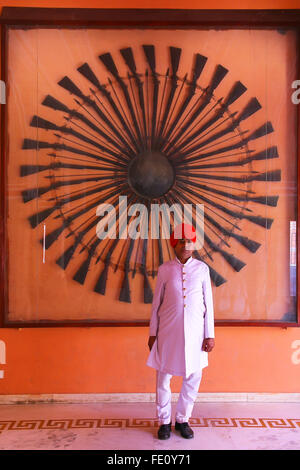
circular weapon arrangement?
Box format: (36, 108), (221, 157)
(20, 45), (280, 304)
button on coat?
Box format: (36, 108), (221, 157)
(147, 256), (215, 377)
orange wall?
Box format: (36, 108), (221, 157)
(0, 0), (300, 395)
(0, 327), (300, 394)
(1, 0), (300, 11)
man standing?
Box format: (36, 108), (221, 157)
(147, 223), (215, 440)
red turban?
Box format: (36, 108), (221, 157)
(170, 223), (196, 248)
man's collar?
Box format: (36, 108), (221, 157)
(175, 255), (193, 265)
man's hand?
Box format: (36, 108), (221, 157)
(202, 338), (215, 352)
(148, 336), (156, 351)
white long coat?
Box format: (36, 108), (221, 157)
(146, 256), (215, 377)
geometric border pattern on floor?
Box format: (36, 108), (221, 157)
(1, 417), (300, 432)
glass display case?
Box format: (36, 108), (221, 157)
(0, 8), (299, 326)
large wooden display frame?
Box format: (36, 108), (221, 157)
(0, 8), (299, 327)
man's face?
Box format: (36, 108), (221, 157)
(174, 237), (195, 258)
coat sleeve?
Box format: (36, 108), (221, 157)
(203, 266), (215, 339)
(149, 265), (165, 336)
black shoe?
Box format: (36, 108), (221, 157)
(175, 421), (194, 439)
(157, 423), (172, 440)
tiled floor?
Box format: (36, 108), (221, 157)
(0, 401), (299, 450)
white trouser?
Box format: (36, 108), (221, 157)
(156, 370), (202, 425)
